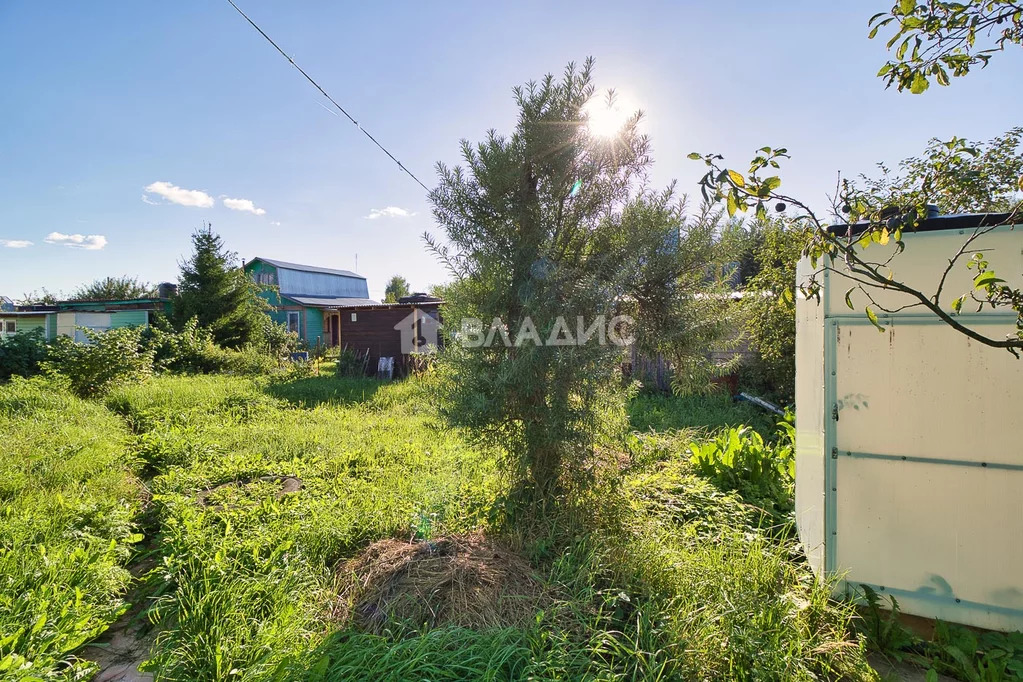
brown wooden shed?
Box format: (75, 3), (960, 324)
(333, 296), (442, 376)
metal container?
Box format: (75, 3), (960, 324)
(795, 215), (1023, 631)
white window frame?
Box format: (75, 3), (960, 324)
(287, 311), (301, 335)
(1, 319), (15, 336)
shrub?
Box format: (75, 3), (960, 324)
(336, 346), (367, 377)
(143, 317), (223, 373)
(256, 316), (300, 358)
(142, 317), (285, 376)
(44, 327), (154, 398)
(0, 328), (48, 382)
(688, 423), (794, 520)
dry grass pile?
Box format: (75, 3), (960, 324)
(334, 534), (548, 633)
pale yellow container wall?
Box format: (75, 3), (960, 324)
(836, 458), (1023, 631)
(835, 321), (1022, 464)
(796, 223), (1023, 631)
(795, 257), (826, 577)
(825, 227), (1023, 314)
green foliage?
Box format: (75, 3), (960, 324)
(18, 288), (61, 306)
(856, 584), (1023, 681)
(173, 224), (271, 349)
(44, 326), (155, 398)
(0, 327), (49, 382)
(692, 128), (1023, 353)
(622, 197), (743, 397)
(869, 1), (1023, 93)
(628, 390), (777, 436)
(688, 424), (795, 520)
(335, 346), (366, 377)
(0, 371), (875, 680)
(737, 219), (806, 402)
(382, 275), (411, 303)
(849, 127), (1023, 215)
(69, 275), (155, 301)
(428, 59), (724, 497)
(0, 377), (140, 679)
(142, 317), (289, 375)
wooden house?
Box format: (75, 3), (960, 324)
(0, 297), (172, 342)
(243, 257), (378, 348)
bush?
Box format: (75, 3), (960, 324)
(336, 346), (367, 377)
(142, 317), (287, 376)
(688, 423), (794, 520)
(0, 328), (48, 382)
(44, 327), (154, 398)
(256, 316), (300, 358)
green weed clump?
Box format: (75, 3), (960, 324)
(44, 326), (155, 398)
(687, 424), (795, 521)
(0, 377), (142, 679)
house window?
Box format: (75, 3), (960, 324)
(2, 320), (15, 335)
(287, 311), (300, 335)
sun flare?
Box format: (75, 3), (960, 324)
(583, 94), (634, 139)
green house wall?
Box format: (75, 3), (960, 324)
(0, 315), (47, 337)
(306, 308), (324, 348)
(110, 310), (149, 328)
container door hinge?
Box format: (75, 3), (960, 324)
(831, 404), (839, 422)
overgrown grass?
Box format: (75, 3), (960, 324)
(0, 377), (141, 679)
(0, 370), (875, 680)
(628, 391), (777, 437)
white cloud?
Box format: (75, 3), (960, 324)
(0, 239), (33, 248)
(44, 232), (108, 250)
(365, 206), (415, 220)
(144, 181), (214, 208)
(270, 221), (281, 226)
(223, 197), (266, 215)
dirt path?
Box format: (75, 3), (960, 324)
(77, 552), (159, 681)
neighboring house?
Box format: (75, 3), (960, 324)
(0, 297), (172, 342)
(243, 257), (378, 348)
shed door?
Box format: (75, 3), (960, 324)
(830, 318), (1023, 631)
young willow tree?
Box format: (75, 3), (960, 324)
(174, 225), (268, 349)
(427, 60), (723, 499)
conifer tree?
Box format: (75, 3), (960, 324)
(174, 224), (267, 348)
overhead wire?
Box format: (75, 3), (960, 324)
(224, 0), (431, 192)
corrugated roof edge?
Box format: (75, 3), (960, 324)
(247, 256), (365, 279)
(285, 295), (380, 308)
(323, 300), (444, 311)
(827, 212), (1014, 238)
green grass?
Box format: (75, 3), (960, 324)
(0, 371), (875, 681)
(0, 377), (141, 679)
(628, 391), (778, 437)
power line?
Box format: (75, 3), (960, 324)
(224, 0), (431, 193)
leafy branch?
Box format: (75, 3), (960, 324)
(870, 0), (1023, 93)
(689, 143), (1023, 354)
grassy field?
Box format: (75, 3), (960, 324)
(0, 370), (875, 681)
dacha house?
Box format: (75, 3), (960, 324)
(0, 291), (174, 343)
(243, 257), (442, 371)
(2, 258), (442, 376)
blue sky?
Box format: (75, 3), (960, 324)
(1, 1), (1020, 301)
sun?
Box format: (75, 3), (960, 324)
(583, 93), (634, 139)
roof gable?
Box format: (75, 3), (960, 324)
(247, 257), (364, 280)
